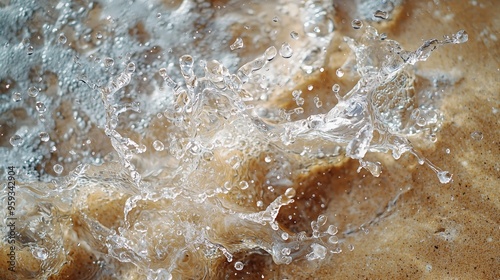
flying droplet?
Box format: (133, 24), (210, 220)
(452, 30), (468, 44)
(36, 101), (46, 113)
(12, 92), (22, 102)
(153, 140), (165, 151)
(336, 68), (344, 77)
(285, 188), (296, 198)
(58, 33), (67, 44)
(332, 84), (340, 93)
(279, 42), (293, 58)
(290, 31), (299, 40)
(27, 45), (34, 55)
(28, 86), (39, 97)
(234, 261), (244, 271)
(230, 37), (244, 50)
(351, 19), (363, 29)
(39, 132), (50, 142)
(437, 171), (452, 184)
(53, 164), (64, 174)
(470, 131), (483, 141)
(127, 62), (136, 73)
(265, 46), (277, 61)
(9, 134), (24, 147)
(374, 10), (388, 19)
(104, 57), (114, 67)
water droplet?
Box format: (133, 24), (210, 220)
(336, 68), (344, 77)
(27, 45), (34, 55)
(32, 247), (48, 260)
(153, 140), (164, 151)
(272, 16), (279, 22)
(351, 19), (363, 29)
(314, 97), (322, 108)
(96, 32), (103, 39)
(437, 171), (452, 184)
(290, 31), (299, 40)
(127, 62), (136, 73)
(264, 46), (277, 61)
(9, 134), (23, 147)
(12, 92), (22, 102)
(156, 13), (162, 18)
(58, 33), (67, 44)
(348, 244), (355, 251)
(284, 188), (296, 198)
(281, 232), (289, 240)
(39, 132), (50, 142)
(279, 42), (293, 58)
(470, 131), (483, 141)
(234, 261), (244, 271)
(256, 200), (264, 207)
(374, 10), (388, 19)
(28, 86), (39, 97)
(53, 164), (64, 174)
(230, 37), (244, 50)
(445, 148), (450, 154)
(36, 101), (46, 113)
(332, 84), (340, 93)
(264, 156), (272, 163)
(104, 57), (114, 67)
(328, 236), (339, 244)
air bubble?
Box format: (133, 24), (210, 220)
(28, 86), (39, 97)
(264, 156), (272, 163)
(58, 33), (67, 44)
(12, 92), (21, 102)
(336, 68), (344, 77)
(36, 101), (46, 113)
(374, 10), (388, 19)
(328, 236), (339, 244)
(314, 97), (322, 108)
(351, 19), (363, 29)
(53, 164), (64, 174)
(104, 57), (114, 67)
(234, 261), (244, 271)
(279, 42), (293, 58)
(153, 140), (165, 151)
(239, 181), (249, 190)
(39, 132), (50, 142)
(265, 46), (277, 61)
(230, 37), (244, 50)
(326, 225), (338, 235)
(470, 131), (483, 141)
(348, 244), (355, 251)
(9, 134), (23, 147)
(281, 232), (289, 240)
(290, 31), (299, 40)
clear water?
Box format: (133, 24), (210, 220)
(0, 0), (467, 279)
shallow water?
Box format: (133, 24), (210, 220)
(0, 0), (469, 279)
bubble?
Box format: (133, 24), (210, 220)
(36, 101), (46, 113)
(331, 84), (340, 93)
(27, 45), (34, 55)
(290, 31), (299, 40)
(28, 86), (39, 97)
(348, 244), (355, 251)
(279, 42), (293, 58)
(234, 261), (244, 271)
(336, 68), (344, 77)
(12, 92), (22, 102)
(374, 10), (388, 19)
(437, 171), (452, 184)
(264, 46), (277, 61)
(39, 132), (50, 142)
(153, 140), (165, 151)
(156, 13), (162, 18)
(326, 225), (338, 235)
(272, 16), (279, 23)
(9, 134), (24, 147)
(328, 236), (339, 244)
(96, 32), (103, 39)
(256, 200), (264, 207)
(58, 33), (67, 44)
(445, 148), (450, 154)
(284, 188), (296, 198)
(53, 164), (64, 174)
(104, 57), (114, 67)
(127, 62), (136, 73)
(351, 19), (363, 29)
(294, 107), (304, 114)
(239, 181), (249, 190)
(314, 97), (322, 108)
(230, 37), (243, 50)
(470, 131), (483, 141)
(264, 156), (272, 163)
(281, 232), (289, 240)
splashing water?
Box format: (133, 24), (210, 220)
(0, 1), (467, 279)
